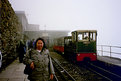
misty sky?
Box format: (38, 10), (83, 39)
(8, 0), (121, 46)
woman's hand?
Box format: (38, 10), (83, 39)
(50, 74), (54, 80)
(30, 62), (34, 69)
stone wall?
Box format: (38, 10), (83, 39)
(0, 0), (23, 69)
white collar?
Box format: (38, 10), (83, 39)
(36, 50), (41, 53)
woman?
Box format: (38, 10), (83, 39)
(23, 38), (55, 81)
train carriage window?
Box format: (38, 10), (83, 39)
(93, 33), (96, 41)
(90, 32), (93, 40)
(78, 33), (83, 41)
(64, 37), (72, 46)
(83, 32), (89, 40)
(65, 39), (68, 45)
(89, 32), (96, 41)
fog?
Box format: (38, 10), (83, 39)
(8, 0), (121, 47)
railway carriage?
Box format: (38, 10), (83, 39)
(53, 37), (64, 54)
(53, 30), (97, 62)
(64, 30), (97, 62)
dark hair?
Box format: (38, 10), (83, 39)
(34, 38), (47, 51)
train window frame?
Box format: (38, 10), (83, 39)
(72, 30), (97, 42)
(77, 32), (96, 42)
(64, 39), (68, 45)
(78, 33), (83, 41)
(90, 32), (93, 41)
(93, 32), (96, 41)
(72, 32), (77, 42)
(93, 33), (96, 41)
(64, 37), (72, 46)
(83, 32), (89, 41)
(89, 32), (97, 41)
(77, 32), (89, 42)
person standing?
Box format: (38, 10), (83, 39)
(18, 40), (26, 63)
(23, 38), (55, 81)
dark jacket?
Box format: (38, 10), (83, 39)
(23, 48), (55, 81)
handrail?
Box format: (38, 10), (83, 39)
(97, 45), (121, 58)
(98, 45), (121, 48)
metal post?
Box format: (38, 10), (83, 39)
(110, 46), (111, 58)
(101, 45), (103, 56)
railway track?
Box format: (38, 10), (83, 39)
(52, 58), (76, 81)
(85, 61), (121, 81)
(50, 53), (107, 81)
(50, 52), (120, 81)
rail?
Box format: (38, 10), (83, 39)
(51, 57), (76, 81)
(97, 45), (121, 58)
(87, 62), (121, 81)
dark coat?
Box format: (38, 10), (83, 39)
(23, 48), (55, 81)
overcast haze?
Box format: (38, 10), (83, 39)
(8, 0), (121, 46)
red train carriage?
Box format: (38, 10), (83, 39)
(53, 37), (64, 54)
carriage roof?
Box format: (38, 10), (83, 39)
(72, 30), (97, 33)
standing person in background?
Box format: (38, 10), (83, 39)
(18, 40), (26, 63)
(28, 39), (35, 49)
(32, 39), (36, 49)
(23, 38), (55, 81)
(28, 39), (33, 49)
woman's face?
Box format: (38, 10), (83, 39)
(36, 40), (44, 50)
